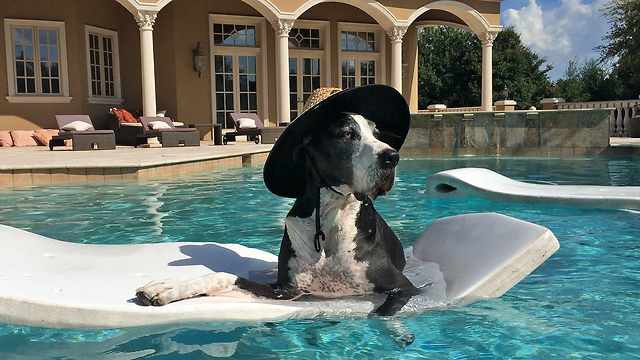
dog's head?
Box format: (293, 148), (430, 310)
(303, 112), (399, 200)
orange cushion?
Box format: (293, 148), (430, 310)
(33, 129), (59, 146)
(0, 131), (12, 147)
(10, 130), (39, 147)
(111, 108), (139, 123)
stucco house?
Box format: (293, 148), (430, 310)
(1, 0), (503, 134)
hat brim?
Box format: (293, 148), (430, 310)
(263, 84), (410, 198)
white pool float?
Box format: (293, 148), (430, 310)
(426, 167), (640, 209)
(0, 213), (558, 330)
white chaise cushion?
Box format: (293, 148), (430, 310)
(237, 118), (257, 129)
(62, 121), (94, 132)
(149, 121), (172, 130)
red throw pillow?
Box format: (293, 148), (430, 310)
(111, 108), (139, 123)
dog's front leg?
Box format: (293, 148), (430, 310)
(371, 318), (416, 347)
(374, 285), (422, 316)
(136, 272), (239, 306)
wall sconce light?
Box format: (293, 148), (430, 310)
(193, 41), (206, 77)
(502, 85), (509, 100)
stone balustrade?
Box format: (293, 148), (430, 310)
(558, 99), (640, 137)
(418, 105), (496, 113)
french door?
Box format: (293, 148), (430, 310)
(213, 50), (259, 129)
(341, 56), (377, 89)
(289, 53), (323, 120)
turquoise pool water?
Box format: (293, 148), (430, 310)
(0, 156), (639, 359)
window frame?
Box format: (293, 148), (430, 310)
(4, 18), (72, 103)
(85, 25), (123, 105)
(289, 20), (331, 91)
(287, 20), (331, 119)
(208, 14), (268, 126)
(337, 22), (385, 88)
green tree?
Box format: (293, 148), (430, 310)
(599, 0), (640, 98)
(418, 26), (551, 110)
(492, 27), (552, 109)
(556, 58), (621, 102)
(418, 26), (481, 108)
(580, 58), (620, 100)
(556, 60), (589, 102)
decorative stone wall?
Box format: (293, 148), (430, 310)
(402, 109), (612, 157)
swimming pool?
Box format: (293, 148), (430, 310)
(0, 156), (639, 359)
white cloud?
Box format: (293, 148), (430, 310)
(501, 0), (610, 79)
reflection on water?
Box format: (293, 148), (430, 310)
(0, 323), (260, 359)
(143, 182), (169, 240)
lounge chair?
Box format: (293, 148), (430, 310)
(136, 117), (200, 148)
(106, 108), (143, 146)
(224, 113), (286, 145)
(49, 115), (116, 151)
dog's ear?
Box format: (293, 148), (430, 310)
(292, 144), (304, 163)
(293, 134), (314, 162)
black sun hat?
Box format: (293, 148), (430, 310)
(263, 84), (410, 199)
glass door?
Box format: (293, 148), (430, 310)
(213, 52), (258, 129)
(341, 57), (376, 89)
(289, 54), (322, 120)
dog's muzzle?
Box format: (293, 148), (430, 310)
(379, 148), (400, 169)
(376, 168), (396, 196)
(373, 148), (399, 197)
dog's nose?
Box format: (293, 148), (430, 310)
(379, 148), (399, 169)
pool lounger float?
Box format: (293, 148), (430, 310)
(426, 167), (640, 209)
(0, 213), (558, 330)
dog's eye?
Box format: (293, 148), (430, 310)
(343, 131), (353, 140)
(373, 128), (380, 139)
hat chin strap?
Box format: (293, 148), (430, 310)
(303, 150), (346, 253)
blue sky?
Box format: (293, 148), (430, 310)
(500, 0), (611, 80)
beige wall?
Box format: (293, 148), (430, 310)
(266, 0), (502, 27)
(156, 0), (264, 127)
(378, 0), (501, 26)
(414, 9), (467, 27)
(0, 0), (140, 131)
(161, 0), (500, 125)
(267, 0), (309, 14)
(159, 0), (385, 126)
(0, 0), (502, 131)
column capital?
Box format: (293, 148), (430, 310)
(271, 19), (295, 37)
(386, 27), (407, 42)
(478, 31), (498, 46)
(136, 11), (157, 31)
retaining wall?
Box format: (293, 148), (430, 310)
(402, 109), (613, 157)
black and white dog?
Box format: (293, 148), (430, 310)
(136, 86), (420, 315)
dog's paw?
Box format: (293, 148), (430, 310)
(394, 332), (415, 347)
(136, 279), (186, 306)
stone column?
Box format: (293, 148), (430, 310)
(136, 11), (158, 117)
(386, 27), (407, 93)
(272, 19), (294, 125)
(479, 31), (497, 112)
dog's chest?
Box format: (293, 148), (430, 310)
(284, 201), (375, 297)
